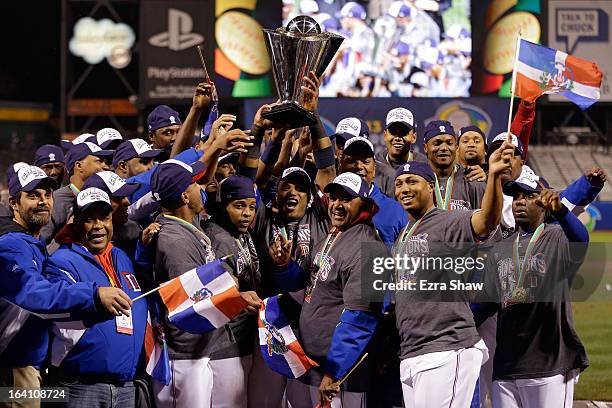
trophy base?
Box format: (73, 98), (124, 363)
(261, 103), (317, 128)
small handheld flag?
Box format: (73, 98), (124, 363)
(159, 260), (247, 334)
(144, 299), (171, 385)
(514, 38), (602, 109)
(258, 296), (318, 379)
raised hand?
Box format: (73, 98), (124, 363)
(212, 129), (254, 154)
(141, 222), (161, 246)
(534, 189), (562, 212)
(210, 114), (236, 142)
(488, 139), (514, 176)
(465, 165), (487, 182)
(584, 167), (607, 188)
(268, 232), (292, 267)
(302, 71), (321, 112)
(193, 82), (214, 111)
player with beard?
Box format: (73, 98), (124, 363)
(34, 145), (66, 187)
(269, 172), (388, 407)
(0, 167), (131, 399)
(457, 126), (487, 169)
(392, 136), (514, 408)
(240, 71), (336, 407)
(339, 136), (407, 247)
(375, 108), (428, 175)
(484, 175), (589, 407)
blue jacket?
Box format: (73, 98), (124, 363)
(370, 183), (408, 248)
(0, 218), (98, 368)
(46, 243), (147, 381)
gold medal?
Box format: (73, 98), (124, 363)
(512, 287), (528, 302)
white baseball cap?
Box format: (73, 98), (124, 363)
(76, 187), (113, 213)
(386, 108), (415, 129)
(343, 136), (375, 156)
(323, 172), (370, 199)
(8, 165), (56, 197)
(96, 128), (123, 149)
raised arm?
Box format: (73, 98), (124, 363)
(170, 82), (214, 158)
(471, 139), (515, 237)
(510, 100), (535, 159)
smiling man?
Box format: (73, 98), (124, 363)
(375, 108), (427, 173)
(392, 136), (514, 408)
(269, 172), (388, 407)
(422, 120), (486, 211)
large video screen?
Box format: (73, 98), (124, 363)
(283, 0), (471, 97)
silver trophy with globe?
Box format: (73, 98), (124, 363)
(262, 16), (344, 127)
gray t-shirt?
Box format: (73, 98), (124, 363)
(153, 214), (227, 360)
(41, 185), (74, 244)
(374, 150), (428, 198)
(435, 165), (486, 211)
(393, 208), (481, 359)
(299, 223), (388, 391)
(485, 224), (589, 380)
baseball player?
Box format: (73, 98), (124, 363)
(392, 136), (515, 408)
(376, 108), (428, 174)
(34, 145), (65, 187)
(269, 172), (388, 407)
(422, 120), (486, 211)
(458, 126), (488, 169)
(484, 175), (590, 408)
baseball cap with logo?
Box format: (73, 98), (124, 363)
(389, 1), (415, 18)
(6, 162), (29, 184)
(34, 145), (65, 167)
(150, 159), (206, 203)
(9, 165), (57, 197)
(386, 107), (415, 130)
(324, 172), (370, 199)
(280, 167), (312, 189)
(60, 133), (96, 150)
(333, 117), (370, 145)
(113, 139), (164, 168)
(487, 132), (524, 158)
(394, 161), (435, 182)
(74, 187), (113, 214)
(64, 142), (115, 174)
(83, 171), (140, 199)
(343, 136), (375, 157)
(503, 170), (551, 196)
(96, 128), (124, 150)
(423, 120), (456, 143)
(219, 175), (256, 204)
(147, 105), (182, 132)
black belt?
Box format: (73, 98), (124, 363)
(47, 366), (131, 386)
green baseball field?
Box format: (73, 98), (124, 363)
(573, 231), (612, 401)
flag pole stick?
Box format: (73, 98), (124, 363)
(506, 32), (522, 137)
(132, 255), (234, 302)
(337, 353), (369, 386)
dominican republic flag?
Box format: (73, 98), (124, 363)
(158, 260), (247, 334)
(515, 38), (602, 109)
(144, 299), (171, 385)
(258, 296), (318, 378)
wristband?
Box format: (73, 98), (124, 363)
(313, 146), (335, 169)
(261, 141), (283, 165)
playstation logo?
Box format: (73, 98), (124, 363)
(149, 8), (203, 51)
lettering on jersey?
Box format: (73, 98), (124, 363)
(449, 199), (471, 211)
(497, 252), (547, 306)
(404, 233), (430, 256)
(121, 272), (141, 292)
(297, 224), (311, 256)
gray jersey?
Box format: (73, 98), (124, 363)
(40, 185), (74, 244)
(299, 223), (388, 391)
(393, 208), (480, 359)
(485, 224), (589, 380)
(436, 165), (486, 211)
(153, 214), (226, 360)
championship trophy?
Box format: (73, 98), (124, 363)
(262, 16), (344, 128)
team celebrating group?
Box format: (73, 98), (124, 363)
(0, 72), (607, 408)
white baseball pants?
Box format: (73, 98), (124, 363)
(492, 369), (579, 408)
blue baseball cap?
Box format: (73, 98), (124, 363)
(503, 172), (551, 196)
(340, 2), (367, 19)
(113, 139), (164, 168)
(60, 133), (96, 150)
(83, 171), (140, 199)
(9, 165), (56, 197)
(151, 159), (206, 203)
(64, 142), (114, 174)
(147, 105), (182, 132)
(391, 41), (414, 57)
(219, 175), (256, 204)
(423, 120), (456, 143)
(34, 145), (65, 167)
(333, 117), (370, 145)
(487, 132), (524, 158)
(218, 152), (239, 166)
(95, 128), (124, 150)
(389, 1), (415, 18)
(280, 167), (312, 189)
(324, 172), (370, 199)
(395, 162), (435, 183)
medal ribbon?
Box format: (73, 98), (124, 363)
(400, 206), (434, 243)
(69, 183), (80, 197)
(433, 166), (456, 210)
(315, 227), (342, 269)
(513, 224), (545, 289)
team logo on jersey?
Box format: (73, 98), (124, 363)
(316, 256), (335, 282)
(191, 288), (213, 303)
(449, 199), (471, 211)
(121, 272), (141, 292)
(262, 319), (289, 356)
(297, 224), (311, 256)
(404, 233), (429, 256)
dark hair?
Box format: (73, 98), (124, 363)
(160, 196), (185, 211)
